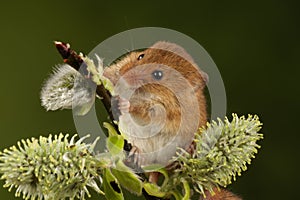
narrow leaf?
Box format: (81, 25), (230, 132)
(143, 183), (167, 198)
(106, 135), (124, 156)
(111, 160), (143, 196)
(103, 168), (124, 200)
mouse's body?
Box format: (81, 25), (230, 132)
(104, 41), (242, 200)
(104, 41), (207, 167)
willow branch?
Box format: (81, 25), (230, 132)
(54, 41), (116, 128)
(54, 41), (162, 200)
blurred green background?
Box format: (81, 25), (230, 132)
(0, 0), (298, 199)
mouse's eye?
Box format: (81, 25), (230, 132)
(152, 70), (163, 80)
(137, 54), (145, 60)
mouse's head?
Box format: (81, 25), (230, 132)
(104, 41), (208, 93)
(104, 41), (208, 128)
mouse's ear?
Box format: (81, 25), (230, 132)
(152, 41), (209, 85)
(201, 71), (209, 85)
(150, 41), (195, 63)
(193, 70), (209, 91)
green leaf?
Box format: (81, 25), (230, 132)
(95, 152), (113, 168)
(83, 56), (102, 85)
(102, 76), (115, 95)
(105, 122), (124, 156)
(157, 168), (169, 188)
(170, 190), (184, 200)
(142, 164), (164, 172)
(103, 168), (124, 200)
(103, 122), (119, 137)
(181, 178), (191, 200)
(111, 160), (143, 196)
(106, 135), (124, 156)
(143, 183), (166, 198)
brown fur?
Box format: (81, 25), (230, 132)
(104, 41), (207, 165)
(122, 42), (207, 126)
(104, 41), (241, 198)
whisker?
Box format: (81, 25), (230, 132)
(124, 16), (135, 51)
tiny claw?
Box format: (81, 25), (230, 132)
(127, 145), (142, 167)
(128, 146), (139, 157)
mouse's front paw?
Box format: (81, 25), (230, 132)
(118, 97), (130, 114)
(124, 145), (144, 169)
(129, 145), (142, 165)
(111, 96), (130, 120)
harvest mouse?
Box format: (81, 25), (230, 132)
(104, 41), (242, 200)
(43, 40), (241, 200)
(104, 41), (208, 166)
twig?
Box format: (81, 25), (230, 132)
(54, 41), (116, 129)
(54, 41), (162, 200)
